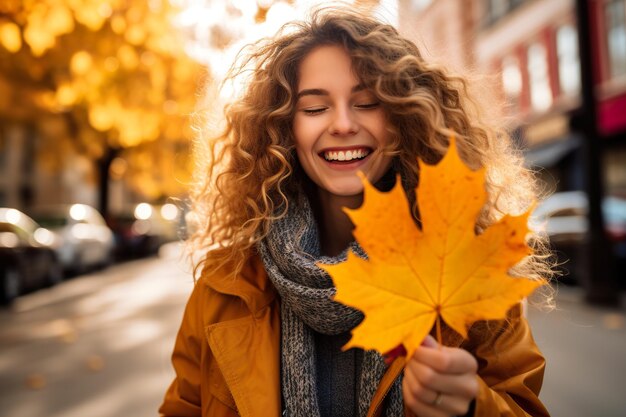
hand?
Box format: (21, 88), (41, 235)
(402, 335), (478, 417)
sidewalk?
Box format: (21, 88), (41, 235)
(527, 286), (626, 417)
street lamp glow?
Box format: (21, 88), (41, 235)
(70, 204), (87, 221)
(4, 208), (21, 225)
(160, 203), (179, 221)
(34, 228), (55, 246)
(0, 232), (19, 248)
(134, 203), (153, 220)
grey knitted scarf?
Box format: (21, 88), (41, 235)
(257, 193), (403, 417)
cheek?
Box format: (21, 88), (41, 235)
(362, 112), (391, 145)
(292, 118), (318, 153)
(292, 117), (306, 149)
(294, 148), (310, 167)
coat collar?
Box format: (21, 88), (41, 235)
(202, 254), (277, 316)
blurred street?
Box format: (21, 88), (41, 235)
(0, 244), (624, 417)
(0, 1), (625, 416)
(528, 287), (626, 417)
(0, 243), (194, 417)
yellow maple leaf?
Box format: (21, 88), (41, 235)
(318, 137), (543, 360)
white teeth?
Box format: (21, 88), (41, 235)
(323, 149), (370, 161)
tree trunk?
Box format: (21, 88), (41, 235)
(97, 147), (119, 220)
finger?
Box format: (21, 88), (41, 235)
(402, 392), (449, 417)
(403, 365), (439, 405)
(413, 364), (478, 398)
(404, 371), (473, 417)
(421, 334), (438, 348)
(428, 393), (475, 417)
(413, 344), (478, 375)
(407, 359), (478, 398)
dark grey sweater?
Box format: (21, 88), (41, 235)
(315, 331), (365, 417)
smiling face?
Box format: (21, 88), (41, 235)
(292, 45), (393, 197)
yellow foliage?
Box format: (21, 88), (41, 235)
(24, 25), (56, 57)
(56, 83), (78, 106)
(77, 127), (106, 158)
(124, 24), (147, 45)
(0, 21), (22, 53)
(110, 15), (126, 34)
(34, 90), (58, 111)
(89, 103), (115, 131)
(319, 137), (543, 359)
(0, 0), (21, 15)
(85, 68), (105, 89)
(103, 56), (120, 72)
(70, 50), (93, 75)
(117, 44), (139, 69)
(1, 0), (203, 199)
(115, 110), (159, 147)
(46, 4), (75, 35)
(173, 60), (196, 82)
(149, 63), (167, 92)
(73, 0), (107, 31)
(24, 2), (74, 56)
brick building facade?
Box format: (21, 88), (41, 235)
(398, 0), (626, 195)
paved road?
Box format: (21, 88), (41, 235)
(0, 245), (194, 417)
(528, 287), (626, 417)
(0, 247), (624, 417)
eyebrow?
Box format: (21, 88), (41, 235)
(296, 84), (366, 100)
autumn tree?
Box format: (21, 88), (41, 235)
(0, 0), (205, 215)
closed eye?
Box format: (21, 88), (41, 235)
(302, 107), (327, 115)
(355, 102), (380, 109)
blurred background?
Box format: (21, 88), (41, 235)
(0, 0), (624, 416)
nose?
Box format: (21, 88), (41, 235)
(329, 104), (358, 136)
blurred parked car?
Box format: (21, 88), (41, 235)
(29, 204), (115, 273)
(531, 191), (626, 284)
(0, 208), (63, 305)
(107, 202), (182, 260)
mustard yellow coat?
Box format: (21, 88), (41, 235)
(159, 255), (550, 417)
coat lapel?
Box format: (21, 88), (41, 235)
(204, 256), (282, 417)
(206, 309), (281, 417)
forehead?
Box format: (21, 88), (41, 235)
(297, 45), (359, 90)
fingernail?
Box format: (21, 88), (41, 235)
(421, 335), (438, 348)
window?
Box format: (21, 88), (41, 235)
(485, 0), (528, 25)
(605, 0), (626, 78)
(501, 55), (522, 109)
(527, 42), (553, 112)
(556, 24), (581, 95)
(489, 0), (510, 20)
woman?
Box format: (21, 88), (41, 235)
(160, 8), (551, 417)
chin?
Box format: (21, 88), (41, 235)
(321, 179), (365, 197)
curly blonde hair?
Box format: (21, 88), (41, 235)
(190, 8), (554, 292)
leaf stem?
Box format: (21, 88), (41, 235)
(436, 314), (443, 347)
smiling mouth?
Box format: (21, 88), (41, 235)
(321, 147), (372, 162)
